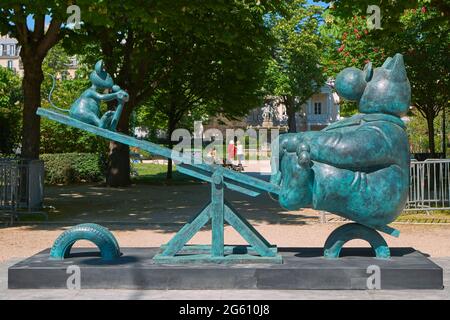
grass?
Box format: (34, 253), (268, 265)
(396, 210), (450, 223)
(131, 163), (203, 185)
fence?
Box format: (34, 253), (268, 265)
(0, 159), (45, 224)
(0, 160), (19, 224)
(406, 159), (450, 211)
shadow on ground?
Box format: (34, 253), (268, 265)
(2, 181), (319, 233)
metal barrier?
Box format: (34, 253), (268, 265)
(0, 160), (20, 223)
(0, 159), (45, 224)
(406, 159), (450, 211)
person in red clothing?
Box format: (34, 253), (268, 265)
(227, 140), (236, 165)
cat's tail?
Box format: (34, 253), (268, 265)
(47, 73), (69, 113)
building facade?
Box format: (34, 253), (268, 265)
(0, 35), (22, 76)
(0, 34), (78, 78)
(246, 84), (340, 132)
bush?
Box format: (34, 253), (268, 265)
(40, 153), (106, 185)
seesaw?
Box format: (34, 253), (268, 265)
(37, 107), (403, 264)
(11, 56), (444, 290)
(35, 55), (417, 264)
(37, 107), (283, 264)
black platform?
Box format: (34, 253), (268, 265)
(8, 247), (443, 290)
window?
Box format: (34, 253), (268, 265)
(5, 45), (14, 56)
(7, 60), (13, 69)
(314, 102), (322, 115)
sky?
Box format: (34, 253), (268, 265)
(26, 15), (51, 31)
(308, 0), (328, 7)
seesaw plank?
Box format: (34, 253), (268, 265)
(37, 108), (280, 195)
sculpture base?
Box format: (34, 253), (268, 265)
(8, 247), (443, 290)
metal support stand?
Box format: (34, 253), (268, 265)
(323, 223), (391, 259)
(153, 168), (282, 264)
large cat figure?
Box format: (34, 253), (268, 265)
(271, 53), (411, 229)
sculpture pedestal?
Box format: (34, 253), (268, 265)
(9, 247), (443, 290)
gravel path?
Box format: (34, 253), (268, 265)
(1, 163), (449, 263)
(2, 222), (450, 263)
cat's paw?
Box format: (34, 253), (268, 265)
(100, 111), (115, 128)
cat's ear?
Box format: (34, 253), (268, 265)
(388, 54), (407, 81)
(363, 62), (373, 82)
(95, 60), (104, 74)
(382, 56), (393, 68)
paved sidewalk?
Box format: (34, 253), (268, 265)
(1, 258), (449, 300)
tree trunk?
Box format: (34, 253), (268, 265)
(166, 119), (176, 180)
(21, 60), (44, 159)
(167, 140), (174, 180)
(426, 115), (436, 156)
(285, 96), (297, 133)
(106, 103), (132, 187)
(107, 141), (131, 187)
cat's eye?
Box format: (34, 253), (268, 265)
(364, 62), (373, 82)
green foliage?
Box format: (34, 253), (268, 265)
(320, 12), (388, 115)
(380, 3), (449, 154)
(137, 1), (273, 132)
(60, 0), (281, 182)
(0, 67), (22, 154)
(42, 44), (72, 77)
(40, 153), (106, 185)
(407, 110), (450, 154)
(263, 0), (325, 131)
(389, 5), (449, 116)
(131, 163), (199, 185)
(320, 1), (449, 152)
(39, 46), (108, 155)
(265, 1), (325, 97)
(323, 0), (448, 33)
(320, 14), (388, 77)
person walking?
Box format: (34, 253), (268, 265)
(236, 140), (244, 168)
(227, 140), (235, 165)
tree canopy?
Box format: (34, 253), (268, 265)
(0, 67), (22, 155)
(264, 0), (325, 132)
(63, 0), (279, 184)
(320, 1), (449, 154)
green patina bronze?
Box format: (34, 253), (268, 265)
(41, 55), (409, 262)
(271, 53), (411, 258)
(38, 59), (282, 263)
(50, 223), (121, 261)
(48, 60), (129, 131)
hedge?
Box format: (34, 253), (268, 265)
(40, 153), (106, 185)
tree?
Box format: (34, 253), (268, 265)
(319, 13), (389, 115)
(0, 1), (101, 159)
(323, 0), (450, 155)
(406, 109), (449, 155)
(68, 0), (278, 185)
(0, 2), (68, 159)
(264, 0), (325, 132)
(323, 0), (449, 29)
(139, 19), (271, 179)
(38, 45), (107, 155)
(388, 6), (449, 155)
(0, 67), (22, 155)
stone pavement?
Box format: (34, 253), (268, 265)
(1, 258), (449, 300)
